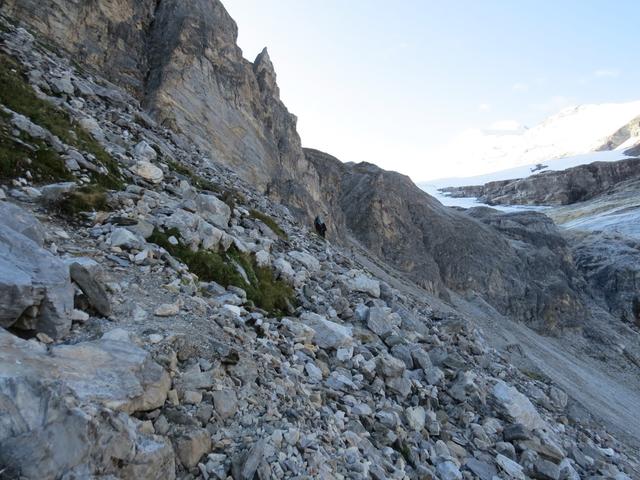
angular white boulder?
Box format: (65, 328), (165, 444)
(110, 227), (144, 250)
(134, 140), (158, 162)
(0, 329), (173, 478)
(288, 250), (320, 272)
(132, 160), (164, 184)
(195, 193), (231, 229)
(255, 250), (271, 268)
(491, 380), (546, 430)
(299, 312), (353, 349)
(405, 406), (426, 431)
(347, 272), (380, 298)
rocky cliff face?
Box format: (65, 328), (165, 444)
(442, 157), (640, 206)
(0, 0), (324, 218)
(305, 149), (587, 333)
(569, 232), (640, 326)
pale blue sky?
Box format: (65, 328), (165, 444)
(224, 1), (640, 180)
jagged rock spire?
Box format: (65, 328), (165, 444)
(253, 46), (280, 98)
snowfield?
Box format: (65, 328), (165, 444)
(418, 100), (640, 183)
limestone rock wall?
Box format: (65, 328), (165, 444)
(0, 0), (324, 219)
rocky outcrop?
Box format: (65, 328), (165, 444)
(305, 149), (587, 333)
(0, 0), (324, 219)
(441, 157), (640, 206)
(0, 328), (174, 479)
(534, 174), (640, 326)
(565, 231), (640, 325)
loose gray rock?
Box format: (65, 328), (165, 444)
(132, 160), (164, 184)
(233, 439), (266, 480)
(134, 140), (158, 162)
(347, 273), (381, 298)
(367, 306), (393, 337)
(212, 389), (238, 419)
(300, 312), (353, 349)
(195, 193), (231, 229)
(110, 227), (144, 249)
(173, 428), (212, 469)
(69, 260), (112, 316)
(0, 328), (173, 478)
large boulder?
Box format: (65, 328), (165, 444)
(132, 160), (164, 184)
(68, 258), (112, 316)
(0, 201), (46, 245)
(1, 328), (171, 413)
(490, 380), (546, 431)
(0, 205), (73, 338)
(195, 193), (231, 229)
(299, 312), (353, 349)
(346, 271), (381, 298)
(0, 329), (174, 479)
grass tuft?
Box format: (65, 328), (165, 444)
(54, 184), (110, 215)
(249, 209), (287, 239)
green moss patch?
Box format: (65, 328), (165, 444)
(249, 209), (287, 239)
(0, 52), (123, 189)
(149, 228), (295, 316)
(522, 369), (547, 382)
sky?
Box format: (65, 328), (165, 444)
(224, 1), (640, 181)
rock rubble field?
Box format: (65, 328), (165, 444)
(0, 16), (639, 480)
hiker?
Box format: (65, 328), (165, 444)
(314, 215), (327, 238)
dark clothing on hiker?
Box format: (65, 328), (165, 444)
(314, 215), (327, 238)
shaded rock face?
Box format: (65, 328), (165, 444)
(569, 232), (640, 325)
(465, 208), (587, 331)
(0, 0), (324, 218)
(305, 149), (587, 333)
(441, 158), (640, 206)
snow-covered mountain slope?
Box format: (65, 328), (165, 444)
(426, 100), (640, 180)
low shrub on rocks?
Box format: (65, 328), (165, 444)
(149, 228), (294, 316)
(54, 184), (110, 215)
